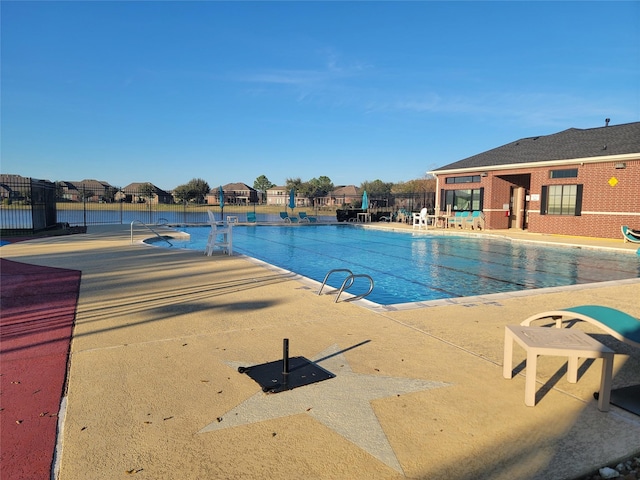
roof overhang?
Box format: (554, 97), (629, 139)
(428, 152), (639, 176)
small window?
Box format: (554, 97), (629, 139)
(549, 169), (578, 179)
(445, 175), (481, 184)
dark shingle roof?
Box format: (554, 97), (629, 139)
(222, 182), (256, 192)
(122, 182), (172, 196)
(433, 122), (640, 172)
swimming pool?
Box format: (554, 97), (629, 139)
(165, 225), (640, 306)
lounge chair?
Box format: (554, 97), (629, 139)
(397, 209), (411, 223)
(447, 211), (469, 228)
(280, 211), (299, 223)
(465, 211), (485, 230)
(247, 212), (257, 223)
(521, 305), (640, 348)
(412, 208), (428, 230)
(621, 226), (640, 243)
(298, 212), (317, 223)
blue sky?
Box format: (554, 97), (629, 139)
(2, 1), (639, 191)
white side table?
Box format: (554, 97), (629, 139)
(503, 325), (614, 411)
(357, 212), (371, 223)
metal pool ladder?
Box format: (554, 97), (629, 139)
(317, 269), (374, 303)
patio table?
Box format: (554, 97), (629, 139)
(503, 325), (614, 411)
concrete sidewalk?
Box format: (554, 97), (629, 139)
(2, 224), (639, 479)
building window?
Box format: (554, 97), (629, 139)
(540, 184), (583, 216)
(441, 188), (483, 211)
(549, 169), (578, 179)
(445, 175), (481, 184)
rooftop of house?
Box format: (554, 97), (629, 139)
(433, 121), (640, 172)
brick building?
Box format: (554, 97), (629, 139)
(430, 121), (640, 239)
(208, 183), (258, 205)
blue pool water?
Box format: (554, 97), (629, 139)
(166, 225), (640, 306)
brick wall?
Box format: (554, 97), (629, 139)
(528, 159), (640, 238)
(438, 157), (640, 239)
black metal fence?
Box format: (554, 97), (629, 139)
(0, 177), (57, 233)
(1, 177), (436, 233)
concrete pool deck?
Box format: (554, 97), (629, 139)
(2, 223), (639, 479)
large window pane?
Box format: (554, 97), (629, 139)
(546, 184), (577, 215)
(471, 190), (481, 211)
(442, 188), (483, 212)
(547, 185), (563, 214)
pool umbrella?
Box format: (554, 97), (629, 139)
(219, 186), (224, 222)
(362, 190), (369, 211)
(289, 188), (296, 215)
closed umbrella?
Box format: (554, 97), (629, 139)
(289, 188), (296, 214)
(362, 190), (369, 211)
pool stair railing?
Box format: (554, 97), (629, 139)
(130, 220), (173, 246)
(317, 269), (374, 303)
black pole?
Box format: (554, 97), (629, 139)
(282, 338), (289, 380)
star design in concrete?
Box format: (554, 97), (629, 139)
(199, 344), (450, 473)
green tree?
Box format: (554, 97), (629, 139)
(186, 178), (210, 204)
(138, 183), (155, 202)
(173, 178), (210, 204)
(304, 176), (334, 199)
(104, 186), (118, 203)
(173, 184), (191, 203)
(285, 177), (303, 191)
(360, 179), (393, 196)
(253, 175), (274, 193)
(254, 175), (275, 204)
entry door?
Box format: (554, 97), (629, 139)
(509, 186), (528, 230)
(509, 187), (516, 228)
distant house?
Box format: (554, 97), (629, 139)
(117, 182), (174, 204)
(266, 186), (289, 207)
(317, 185), (361, 207)
(207, 183), (258, 205)
(59, 179), (116, 202)
(265, 186), (312, 208)
(0, 174), (31, 202)
(429, 121), (640, 239)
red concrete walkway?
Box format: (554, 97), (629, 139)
(1, 258), (81, 479)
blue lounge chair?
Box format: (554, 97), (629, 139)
(246, 212), (257, 223)
(447, 211), (469, 229)
(280, 211), (299, 223)
(465, 211), (485, 230)
(621, 226), (640, 244)
(298, 212), (317, 223)
(521, 305), (640, 348)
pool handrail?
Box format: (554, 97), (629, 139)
(318, 268), (374, 303)
(130, 220), (173, 246)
